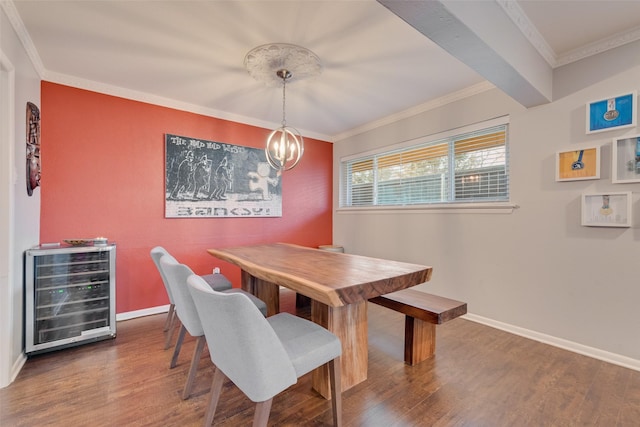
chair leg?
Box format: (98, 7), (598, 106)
(163, 303), (175, 332)
(170, 325), (187, 369)
(203, 368), (226, 427)
(182, 336), (206, 400)
(329, 357), (342, 427)
(253, 399), (273, 427)
(164, 311), (178, 350)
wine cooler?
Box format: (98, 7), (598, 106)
(24, 244), (116, 355)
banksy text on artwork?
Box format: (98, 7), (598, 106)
(165, 134), (282, 218)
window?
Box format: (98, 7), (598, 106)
(340, 118), (509, 208)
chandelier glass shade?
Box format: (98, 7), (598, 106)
(244, 43), (322, 171)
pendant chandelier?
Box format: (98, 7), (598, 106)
(265, 69), (302, 171)
(244, 43), (322, 171)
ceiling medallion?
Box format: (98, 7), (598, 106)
(244, 43), (322, 87)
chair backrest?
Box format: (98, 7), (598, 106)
(187, 274), (297, 403)
(160, 256), (204, 337)
(150, 246), (175, 304)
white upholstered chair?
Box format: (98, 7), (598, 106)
(150, 246), (233, 349)
(187, 273), (342, 426)
(159, 255), (267, 400)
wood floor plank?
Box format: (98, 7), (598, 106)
(619, 370), (640, 426)
(1, 289), (639, 426)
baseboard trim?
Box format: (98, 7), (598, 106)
(115, 305), (640, 372)
(463, 313), (640, 372)
(10, 353), (26, 385)
(116, 305), (169, 322)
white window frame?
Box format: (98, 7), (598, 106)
(338, 116), (517, 214)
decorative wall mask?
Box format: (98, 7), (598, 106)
(26, 102), (41, 196)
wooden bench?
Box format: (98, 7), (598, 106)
(369, 288), (467, 365)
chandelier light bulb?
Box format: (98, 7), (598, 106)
(266, 125), (304, 171)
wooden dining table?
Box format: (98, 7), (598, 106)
(207, 242), (432, 398)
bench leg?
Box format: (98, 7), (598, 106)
(404, 316), (436, 365)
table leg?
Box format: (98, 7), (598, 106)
(240, 271), (279, 316)
(311, 300), (368, 399)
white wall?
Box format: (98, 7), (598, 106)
(334, 44), (640, 366)
(0, 4), (41, 388)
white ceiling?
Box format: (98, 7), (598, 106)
(6, 0), (640, 141)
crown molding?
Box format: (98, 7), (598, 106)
(496, 0), (557, 67)
(41, 70), (494, 144)
(499, 0), (640, 69)
(0, 0), (45, 78)
(556, 25), (640, 67)
(43, 70), (334, 142)
(333, 81), (495, 142)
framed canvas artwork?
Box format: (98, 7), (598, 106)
(164, 134), (283, 218)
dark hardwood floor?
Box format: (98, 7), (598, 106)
(2, 289), (639, 426)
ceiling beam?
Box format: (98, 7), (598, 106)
(378, 0), (552, 108)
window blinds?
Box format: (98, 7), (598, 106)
(340, 123), (508, 207)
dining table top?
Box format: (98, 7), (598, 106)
(207, 242), (432, 307)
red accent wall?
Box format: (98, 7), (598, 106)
(40, 82), (333, 314)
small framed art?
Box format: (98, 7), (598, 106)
(586, 91), (636, 134)
(612, 133), (640, 183)
(555, 146), (600, 181)
(581, 191), (632, 227)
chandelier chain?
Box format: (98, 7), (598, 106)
(281, 76), (287, 127)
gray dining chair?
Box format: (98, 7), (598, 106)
(159, 255), (267, 400)
(187, 273), (342, 427)
(150, 246), (233, 350)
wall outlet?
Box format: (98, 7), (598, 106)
(213, 267), (220, 274)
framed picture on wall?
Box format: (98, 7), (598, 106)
(586, 91), (637, 134)
(581, 191), (632, 227)
(612, 133), (640, 183)
(164, 134), (283, 218)
(555, 146), (600, 181)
